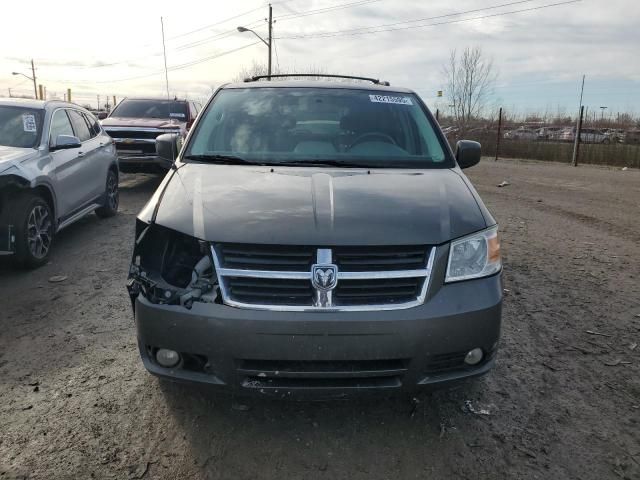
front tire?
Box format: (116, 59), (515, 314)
(96, 169), (119, 218)
(13, 193), (55, 269)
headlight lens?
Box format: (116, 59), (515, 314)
(445, 226), (501, 282)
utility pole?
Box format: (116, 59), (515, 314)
(98, 94), (100, 111)
(237, 6), (272, 78)
(31, 59), (38, 99)
(7, 88), (12, 97)
(572, 75), (585, 167)
(495, 107), (503, 162)
(572, 105), (584, 167)
(268, 4), (273, 78)
(161, 17), (171, 101)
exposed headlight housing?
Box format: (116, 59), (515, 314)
(127, 222), (219, 310)
(445, 226), (501, 282)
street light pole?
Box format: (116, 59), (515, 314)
(238, 4), (273, 78)
(31, 60), (37, 99)
(12, 60), (38, 99)
(599, 106), (607, 123)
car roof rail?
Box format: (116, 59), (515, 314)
(244, 74), (390, 86)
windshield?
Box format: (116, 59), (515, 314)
(110, 99), (188, 120)
(0, 105), (44, 148)
(185, 87), (449, 168)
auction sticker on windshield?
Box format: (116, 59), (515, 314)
(369, 94), (413, 105)
(22, 114), (37, 132)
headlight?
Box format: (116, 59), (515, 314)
(445, 226), (501, 282)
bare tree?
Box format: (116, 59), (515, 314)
(232, 61), (328, 82)
(233, 60), (279, 82)
(443, 47), (496, 132)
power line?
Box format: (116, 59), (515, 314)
(275, 0), (581, 39)
(15, 1), (380, 72)
(168, 41), (261, 71)
(167, 5), (266, 40)
(173, 0), (386, 53)
(282, 0), (535, 33)
(276, 0), (383, 21)
(84, 41), (261, 84)
(173, 19), (264, 51)
(273, 37), (281, 70)
(31, 6), (267, 71)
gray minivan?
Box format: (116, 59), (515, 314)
(127, 75), (502, 398)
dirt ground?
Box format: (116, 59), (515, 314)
(1, 159), (639, 480)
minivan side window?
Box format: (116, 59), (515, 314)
(68, 110), (91, 142)
(50, 109), (74, 144)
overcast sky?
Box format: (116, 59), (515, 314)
(1, 0), (638, 117)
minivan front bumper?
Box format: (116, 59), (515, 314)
(134, 273), (502, 398)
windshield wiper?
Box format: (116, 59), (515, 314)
(182, 154), (262, 165)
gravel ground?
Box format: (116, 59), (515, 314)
(1, 159), (638, 480)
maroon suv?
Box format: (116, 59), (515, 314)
(102, 98), (201, 173)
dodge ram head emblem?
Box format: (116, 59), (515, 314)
(311, 264), (338, 291)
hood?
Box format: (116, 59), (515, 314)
(101, 116), (184, 129)
(0, 145), (38, 173)
(151, 165), (488, 246)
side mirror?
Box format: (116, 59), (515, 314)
(455, 140), (481, 169)
(156, 133), (181, 163)
(97, 112), (108, 120)
(51, 134), (81, 151)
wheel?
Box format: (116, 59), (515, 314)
(96, 169), (119, 218)
(12, 193), (55, 268)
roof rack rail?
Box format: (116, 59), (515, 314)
(244, 74), (390, 86)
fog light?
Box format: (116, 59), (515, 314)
(464, 348), (484, 366)
(156, 348), (180, 368)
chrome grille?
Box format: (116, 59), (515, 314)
(333, 245), (427, 271)
(335, 277), (422, 306)
(226, 276), (313, 306)
(217, 244), (315, 271)
(211, 244), (435, 311)
(105, 130), (162, 140)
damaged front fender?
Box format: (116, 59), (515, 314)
(127, 220), (220, 313)
(0, 173), (31, 255)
